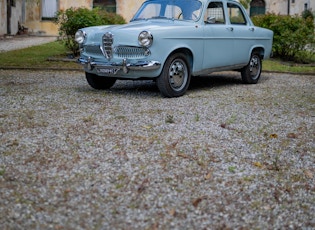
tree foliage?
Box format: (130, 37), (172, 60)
(54, 7), (126, 56)
(239, 0), (251, 9)
(252, 13), (315, 63)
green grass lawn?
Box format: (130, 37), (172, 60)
(0, 41), (79, 69)
(0, 41), (314, 74)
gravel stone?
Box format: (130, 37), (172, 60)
(0, 69), (314, 229)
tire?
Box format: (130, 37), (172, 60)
(241, 52), (262, 84)
(156, 53), (191, 97)
(85, 72), (116, 90)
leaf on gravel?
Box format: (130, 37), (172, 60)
(287, 133), (298, 138)
(137, 178), (149, 193)
(177, 153), (190, 159)
(270, 133), (278, 138)
(253, 162), (263, 168)
(220, 123), (227, 129)
(143, 125), (152, 130)
(169, 208), (176, 216)
(304, 170), (313, 179)
(204, 172), (212, 180)
(192, 197), (203, 208)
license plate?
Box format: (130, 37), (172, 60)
(97, 68), (120, 75)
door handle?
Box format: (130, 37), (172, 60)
(227, 27), (234, 31)
(249, 27), (255, 32)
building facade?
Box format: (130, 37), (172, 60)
(0, 0), (314, 36)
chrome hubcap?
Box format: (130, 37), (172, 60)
(168, 59), (187, 91)
(249, 56), (260, 80)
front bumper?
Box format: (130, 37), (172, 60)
(78, 57), (161, 75)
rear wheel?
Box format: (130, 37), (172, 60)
(156, 53), (191, 98)
(241, 52), (262, 84)
(85, 72), (116, 89)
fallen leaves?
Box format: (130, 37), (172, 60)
(137, 178), (150, 193)
(269, 133), (278, 138)
(287, 132), (298, 138)
(304, 170), (314, 179)
(253, 161), (263, 168)
(192, 197), (203, 208)
(204, 172), (212, 180)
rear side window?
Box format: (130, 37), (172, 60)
(205, 2), (225, 24)
(227, 3), (247, 25)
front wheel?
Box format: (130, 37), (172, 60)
(156, 53), (191, 98)
(85, 72), (116, 90)
(241, 52), (262, 84)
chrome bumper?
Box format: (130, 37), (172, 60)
(78, 57), (161, 74)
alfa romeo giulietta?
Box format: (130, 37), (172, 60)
(75, 0), (273, 97)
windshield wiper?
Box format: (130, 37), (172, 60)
(130, 18), (146, 22)
(150, 16), (169, 20)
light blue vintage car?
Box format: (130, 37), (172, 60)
(75, 0), (273, 97)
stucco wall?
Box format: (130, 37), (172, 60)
(266, 0), (314, 15)
(10, 1), (23, 35)
(0, 0), (24, 35)
(0, 0), (6, 35)
(59, 0), (92, 11)
(24, 0), (92, 36)
(116, 0), (145, 22)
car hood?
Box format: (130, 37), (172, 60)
(83, 20), (194, 45)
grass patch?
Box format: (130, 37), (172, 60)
(0, 41), (314, 74)
(263, 59), (315, 74)
(0, 41), (79, 69)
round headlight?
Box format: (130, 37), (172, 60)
(138, 31), (153, 47)
(75, 30), (86, 44)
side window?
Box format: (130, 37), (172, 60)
(205, 2), (225, 24)
(227, 3), (247, 25)
(42, 0), (58, 20)
(165, 5), (182, 19)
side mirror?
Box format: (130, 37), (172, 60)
(206, 16), (216, 24)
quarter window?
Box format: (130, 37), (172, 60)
(227, 3), (247, 25)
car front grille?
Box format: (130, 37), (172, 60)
(84, 45), (103, 56)
(115, 46), (150, 58)
(102, 32), (113, 60)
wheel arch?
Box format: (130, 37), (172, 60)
(251, 46), (265, 60)
(167, 48), (194, 72)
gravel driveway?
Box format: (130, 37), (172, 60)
(0, 69), (314, 229)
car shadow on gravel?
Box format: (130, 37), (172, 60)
(189, 74), (241, 90)
(189, 72), (271, 92)
(76, 73), (270, 97)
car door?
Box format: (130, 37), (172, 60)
(202, 1), (235, 70)
(226, 2), (255, 65)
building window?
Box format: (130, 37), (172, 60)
(304, 3), (308, 10)
(94, 0), (116, 13)
(42, 0), (58, 20)
(250, 0), (266, 16)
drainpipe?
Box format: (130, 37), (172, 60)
(287, 0), (290, 15)
(7, 0), (12, 34)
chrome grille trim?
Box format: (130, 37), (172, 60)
(102, 32), (113, 60)
(114, 46), (150, 58)
(84, 45), (103, 56)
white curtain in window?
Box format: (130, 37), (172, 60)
(42, 0), (57, 18)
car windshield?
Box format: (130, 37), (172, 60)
(132, 0), (202, 22)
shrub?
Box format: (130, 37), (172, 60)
(252, 14), (315, 63)
(54, 7), (126, 56)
